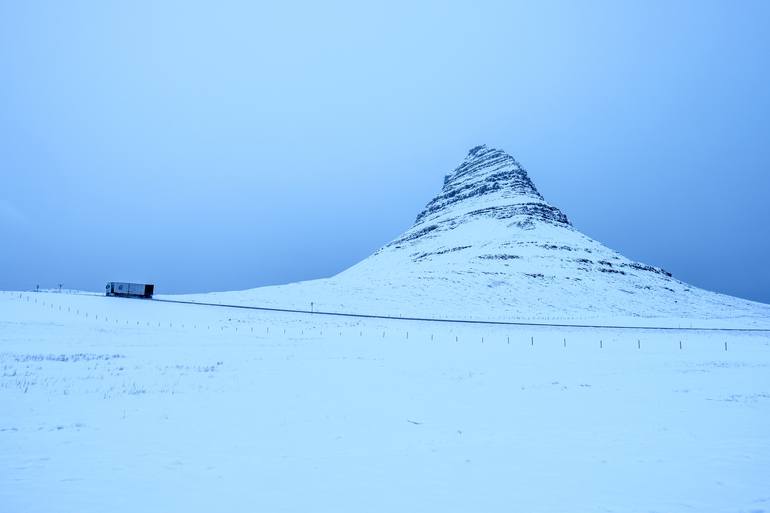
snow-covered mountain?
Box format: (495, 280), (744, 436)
(182, 145), (770, 326)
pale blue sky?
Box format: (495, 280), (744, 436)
(1, 1), (769, 303)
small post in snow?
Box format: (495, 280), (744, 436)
(310, 302), (314, 314)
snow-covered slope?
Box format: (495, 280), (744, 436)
(181, 145), (770, 326)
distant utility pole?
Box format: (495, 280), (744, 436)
(58, 284), (62, 293)
(311, 302), (314, 314)
(36, 284), (39, 293)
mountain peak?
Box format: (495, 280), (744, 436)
(467, 144), (488, 157)
(214, 145), (770, 324)
(413, 145), (569, 228)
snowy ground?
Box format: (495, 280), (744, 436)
(2, 290), (770, 512)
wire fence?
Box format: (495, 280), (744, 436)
(4, 290), (766, 353)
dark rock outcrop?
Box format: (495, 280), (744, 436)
(413, 145), (570, 227)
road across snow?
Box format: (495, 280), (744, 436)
(2, 290), (770, 512)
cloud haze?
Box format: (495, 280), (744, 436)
(1, 1), (768, 303)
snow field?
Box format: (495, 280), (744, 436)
(1, 290), (770, 512)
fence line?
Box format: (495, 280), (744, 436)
(7, 290), (769, 333)
(149, 297), (770, 333)
(6, 291), (770, 351)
